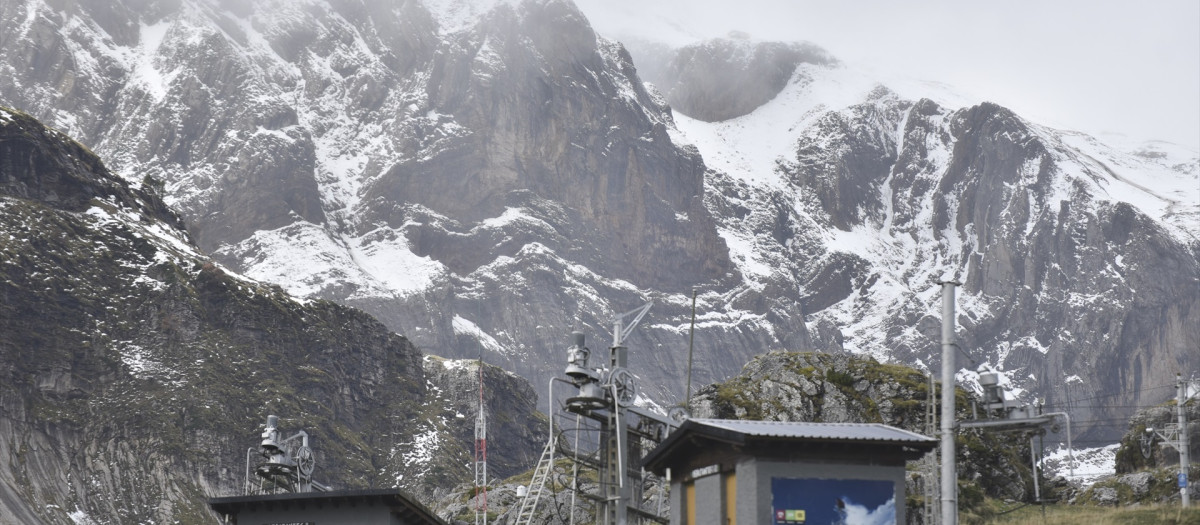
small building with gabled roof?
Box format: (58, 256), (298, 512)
(641, 418), (937, 525)
(208, 488), (447, 525)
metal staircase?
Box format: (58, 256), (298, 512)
(514, 436), (556, 525)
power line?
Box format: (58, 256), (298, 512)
(1053, 404), (1186, 409)
(1065, 418), (1170, 424)
(1051, 384), (1177, 406)
(1042, 439), (1125, 445)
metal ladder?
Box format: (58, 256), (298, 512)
(514, 435), (556, 525)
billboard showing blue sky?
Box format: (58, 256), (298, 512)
(771, 477), (895, 525)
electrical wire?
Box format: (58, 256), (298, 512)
(1048, 383), (1178, 406)
(1053, 404), (1185, 409)
(992, 502), (1034, 516)
(1040, 437), (1127, 444)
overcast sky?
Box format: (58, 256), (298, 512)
(574, 0), (1200, 150)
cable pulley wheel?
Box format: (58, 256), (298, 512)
(607, 368), (637, 407)
(295, 445), (315, 477)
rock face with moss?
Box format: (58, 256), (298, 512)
(693, 351), (930, 427)
(0, 107), (543, 523)
(691, 351), (1039, 507)
(1114, 400), (1199, 475)
(1088, 396), (1200, 506)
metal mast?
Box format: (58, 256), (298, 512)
(475, 358), (488, 525)
(547, 301), (676, 525)
(600, 303), (651, 525)
(939, 280), (959, 525)
(1146, 373), (1194, 508)
(1178, 373), (1191, 508)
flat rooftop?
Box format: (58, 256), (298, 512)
(208, 488), (445, 525)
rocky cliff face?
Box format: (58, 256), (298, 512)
(801, 97), (1199, 443)
(676, 66), (1199, 443)
(415, 356), (545, 502)
(0, 106), (544, 524)
(1, 0), (1196, 445)
(0, 0), (801, 412)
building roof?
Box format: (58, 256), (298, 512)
(641, 418), (938, 473)
(694, 419), (937, 442)
(208, 488), (446, 525)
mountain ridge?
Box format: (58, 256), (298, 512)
(0, 105), (545, 523)
(1, 0), (1196, 445)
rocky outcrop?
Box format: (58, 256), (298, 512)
(1076, 470), (1193, 507)
(788, 86), (905, 229)
(0, 107), (544, 523)
(1113, 398), (1199, 475)
(691, 351), (1040, 506)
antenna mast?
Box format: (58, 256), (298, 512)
(475, 356), (488, 525)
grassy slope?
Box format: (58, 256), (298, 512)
(983, 503), (1200, 525)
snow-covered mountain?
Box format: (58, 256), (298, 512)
(648, 39), (1200, 355)
(0, 105), (546, 523)
(1, 0), (1197, 445)
(654, 39), (1198, 442)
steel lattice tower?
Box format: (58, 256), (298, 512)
(475, 359), (488, 525)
